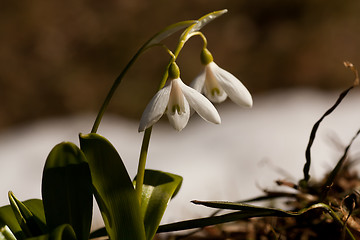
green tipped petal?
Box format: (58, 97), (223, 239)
(178, 78), (221, 125)
(139, 84), (172, 132)
(210, 62), (253, 107)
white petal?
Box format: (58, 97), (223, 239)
(189, 70), (206, 116)
(177, 78), (221, 124)
(138, 83), (172, 132)
(190, 69), (206, 92)
(210, 62), (253, 107)
(203, 87), (228, 103)
(203, 64), (228, 103)
(168, 79), (186, 114)
(166, 96), (190, 131)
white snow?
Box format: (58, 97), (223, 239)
(1, 88), (360, 229)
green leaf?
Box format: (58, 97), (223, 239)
(0, 225), (17, 240)
(8, 193), (46, 238)
(26, 224), (77, 240)
(134, 169), (182, 240)
(22, 199), (46, 228)
(158, 201), (355, 239)
(182, 9), (228, 40)
(79, 133), (145, 240)
(41, 142), (93, 240)
(191, 200), (298, 215)
(145, 9), (227, 53)
(144, 20), (196, 50)
(0, 199), (45, 240)
(0, 204), (24, 239)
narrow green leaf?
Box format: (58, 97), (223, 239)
(191, 200), (295, 215)
(158, 202), (355, 239)
(0, 199), (45, 240)
(22, 199), (46, 228)
(41, 142), (93, 240)
(134, 169), (182, 240)
(182, 9), (228, 40)
(158, 210), (279, 233)
(0, 225), (17, 240)
(79, 133), (146, 240)
(8, 193), (45, 237)
(144, 20), (196, 50)
(0, 204), (24, 239)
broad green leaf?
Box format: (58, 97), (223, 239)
(26, 224), (77, 240)
(42, 142), (93, 240)
(158, 201), (355, 239)
(8, 193), (46, 238)
(80, 133), (145, 240)
(134, 169), (182, 240)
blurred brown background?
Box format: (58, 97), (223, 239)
(1, 0), (360, 130)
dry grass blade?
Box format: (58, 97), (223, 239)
(301, 62), (359, 186)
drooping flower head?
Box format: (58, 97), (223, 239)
(139, 62), (221, 132)
(191, 48), (253, 108)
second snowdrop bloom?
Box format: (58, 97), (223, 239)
(138, 62), (221, 132)
(191, 48), (253, 108)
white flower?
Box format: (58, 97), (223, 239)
(138, 64), (221, 132)
(191, 49), (253, 108)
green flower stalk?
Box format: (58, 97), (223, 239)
(135, 10), (228, 203)
(88, 9), (229, 204)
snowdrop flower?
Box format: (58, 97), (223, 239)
(191, 48), (253, 107)
(139, 62), (221, 132)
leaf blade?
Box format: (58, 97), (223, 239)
(135, 169), (182, 240)
(144, 20), (197, 49)
(182, 9), (228, 40)
(41, 142), (93, 240)
(26, 224), (77, 240)
(0, 225), (17, 240)
(80, 133), (145, 240)
(158, 201), (354, 240)
(8, 193), (46, 238)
